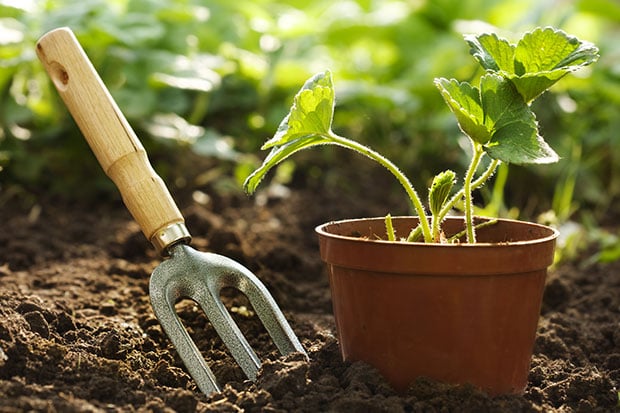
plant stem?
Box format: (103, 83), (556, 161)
(464, 144), (485, 243)
(385, 214), (396, 241)
(438, 159), (500, 220)
(329, 133), (432, 242)
(447, 218), (498, 243)
(431, 213), (441, 243)
(406, 225), (423, 242)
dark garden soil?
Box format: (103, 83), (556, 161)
(0, 161), (619, 412)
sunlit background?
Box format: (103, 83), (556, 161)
(2, 0), (620, 260)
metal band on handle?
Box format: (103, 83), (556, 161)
(151, 223), (192, 256)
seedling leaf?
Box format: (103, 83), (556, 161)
(480, 73), (533, 131)
(438, 74), (558, 164)
(485, 121), (558, 164)
(466, 27), (599, 102)
(483, 74), (558, 164)
(429, 170), (456, 216)
(512, 27), (599, 101)
(244, 135), (331, 194)
(244, 70), (336, 194)
(480, 74), (558, 164)
(515, 27), (597, 73)
(434, 78), (490, 145)
(466, 32), (515, 73)
(262, 71), (335, 149)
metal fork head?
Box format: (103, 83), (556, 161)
(149, 243), (306, 396)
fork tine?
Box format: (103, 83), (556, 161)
(151, 261), (262, 393)
(180, 247), (306, 357)
(149, 273), (221, 395)
(205, 253), (306, 356)
(189, 277), (262, 380)
(150, 244), (306, 396)
(177, 247), (306, 375)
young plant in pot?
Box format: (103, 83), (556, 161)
(244, 27), (599, 395)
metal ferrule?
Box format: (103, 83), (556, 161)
(151, 222), (191, 256)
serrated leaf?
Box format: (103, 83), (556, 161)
(480, 73), (535, 131)
(466, 32), (515, 73)
(244, 134), (331, 194)
(511, 27), (599, 101)
(507, 72), (566, 103)
(480, 74), (558, 164)
(437, 73), (558, 165)
(262, 71), (335, 149)
(485, 122), (559, 164)
(434, 78), (490, 144)
(514, 27), (595, 73)
(244, 70), (337, 194)
(466, 27), (599, 103)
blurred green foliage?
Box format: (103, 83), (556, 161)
(1, 0), (619, 229)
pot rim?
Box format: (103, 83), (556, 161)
(315, 215), (559, 247)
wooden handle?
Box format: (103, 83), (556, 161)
(36, 27), (190, 253)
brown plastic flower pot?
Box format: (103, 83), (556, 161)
(316, 216), (558, 395)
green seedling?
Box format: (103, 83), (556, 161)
(245, 27), (599, 243)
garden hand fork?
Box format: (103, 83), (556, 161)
(36, 27), (306, 396)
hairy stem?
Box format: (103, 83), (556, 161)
(431, 214), (441, 243)
(385, 214), (396, 241)
(440, 159), (500, 218)
(438, 158), (500, 221)
(464, 144), (485, 242)
(447, 218), (498, 243)
(329, 133), (432, 242)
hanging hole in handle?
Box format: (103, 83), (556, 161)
(50, 62), (69, 92)
(36, 43), (70, 92)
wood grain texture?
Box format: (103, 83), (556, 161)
(36, 27), (185, 244)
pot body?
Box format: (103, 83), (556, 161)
(316, 216), (558, 395)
